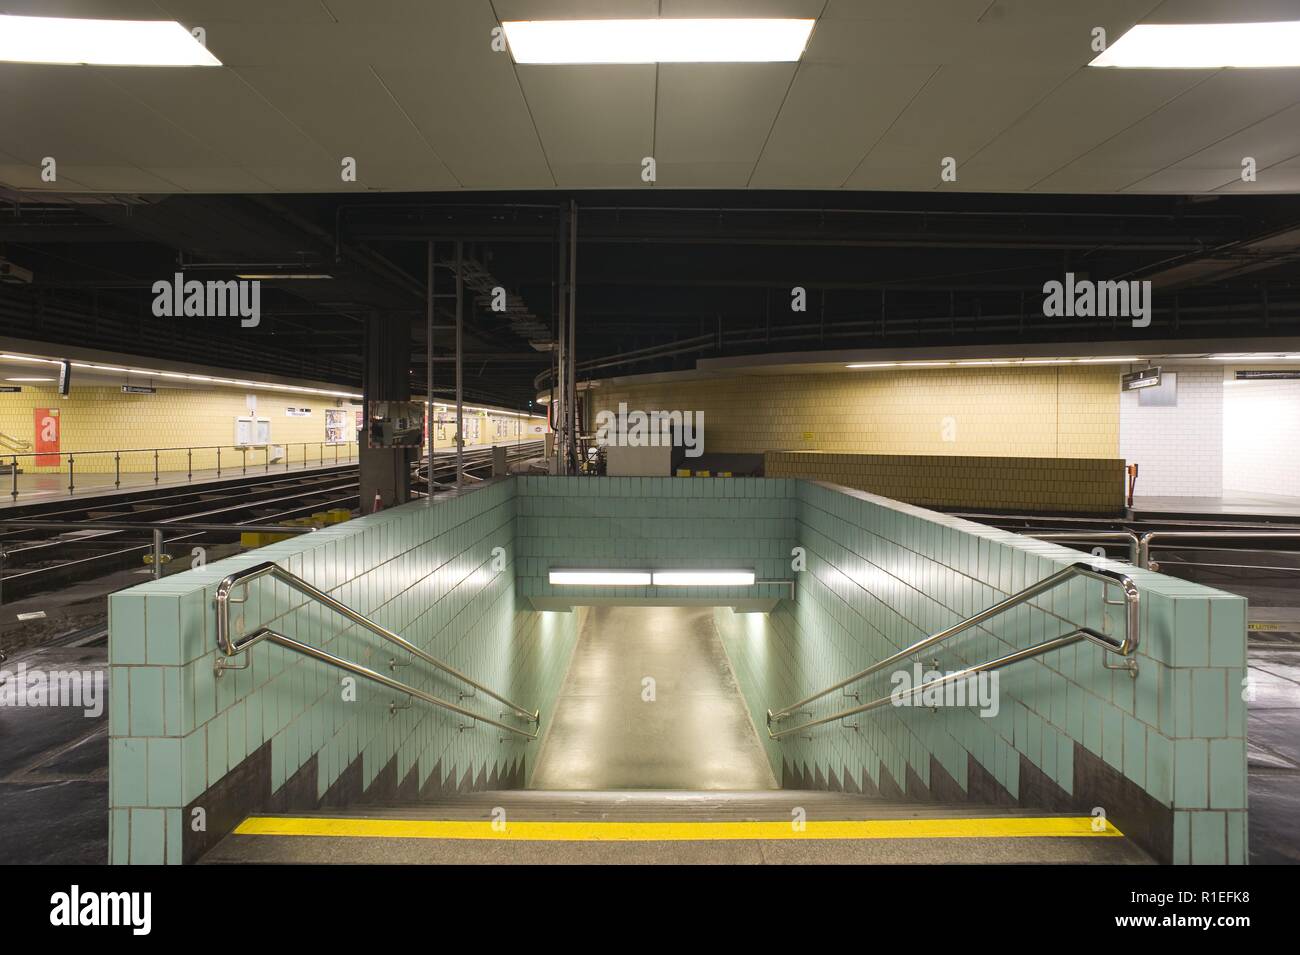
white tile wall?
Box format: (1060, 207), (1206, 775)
(1119, 365), (1223, 497)
(1224, 378), (1300, 496)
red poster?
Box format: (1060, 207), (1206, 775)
(34, 407), (60, 466)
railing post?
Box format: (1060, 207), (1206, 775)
(152, 528), (164, 580)
(334, 443), (338, 465)
(188, 448), (193, 482)
(154, 449), (160, 484)
(217, 446), (221, 477)
(10, 456), (17, 501)
(67, 454), (74, 495)
(114, 451), (121, 489)
(242, 448), (247, 475)
(319, 442), (323, 465)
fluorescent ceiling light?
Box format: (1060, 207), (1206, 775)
(652, 570), (756, 586)
(0, 15), (222, 66)
(1089, 22), (1300, 69)
(549, 569), (652, 586)
(502, 18), (814, 64)
(846, 357), (1143, 370)
(235, 274), (333, 280)
(5, 377), (53, 382)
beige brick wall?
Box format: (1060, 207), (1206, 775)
(766, 451), (1125, 514)
(592, 365), (1120, 458)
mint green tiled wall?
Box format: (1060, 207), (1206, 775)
(108, 481), (582, 864)
(515, 476), (796, 604)
(717, 481), (1248, 865)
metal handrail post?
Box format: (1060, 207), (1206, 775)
(1139, 529), (1300, 570)
(151, 528), (164, 580)
(767, 562), (1139, 726)
(769, 629), (1100, 740)
(1031, 531), (1141, 565)
(214, 560), (539, 727)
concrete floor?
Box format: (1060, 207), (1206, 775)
(1133, 491), (1300, 520)
(0, 642), (108, 864)
(529, 606), (778, 791)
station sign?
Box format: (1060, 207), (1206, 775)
(1121, 367), (1162, 391)
(0, 386), (20, 393)
(122, 384), (156, 394)
(1236, 369), (1300, 380)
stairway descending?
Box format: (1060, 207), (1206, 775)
(203, 790), (1152, 864)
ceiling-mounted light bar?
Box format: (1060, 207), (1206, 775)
(1089, 21), (1300, 69)
(502, 18), (814, 64)
(0, 15), (222, 66)
(549, 570), (652, 586)
(234, 273), (333, 281)
(652, 570), (756, 586)
(845, 357), (1140, 370)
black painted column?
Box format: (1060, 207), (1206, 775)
(359, 311), (412, 513)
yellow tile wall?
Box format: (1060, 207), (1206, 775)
(0, 386), (548, 474)
(592, 365), (1120, 458)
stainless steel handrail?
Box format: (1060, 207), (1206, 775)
(768, 627), (1112, 740)
(766, 561), (1140, 738)
(1138, 530), (1300, 571)
(1030, 531), (1141, 565)
(213, 560), (540, 739)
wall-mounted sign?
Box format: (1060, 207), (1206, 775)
(1236, 369), (1300, 380)
(121, 384), (156, 395)
(34, 407), (59, 465)
(286, 407), (312, 417)
(0, 386), (20, 393)
(324, 408), (350, 444)
(1122, 367), (1162, 391)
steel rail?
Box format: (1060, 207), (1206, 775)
(214, 560), (539, 734)
(768, 628), (1111, 740)
(766, 562), (1139, 736)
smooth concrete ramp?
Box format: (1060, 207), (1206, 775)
(528, 606), (777, 791)
(203, 791), (1151, 864)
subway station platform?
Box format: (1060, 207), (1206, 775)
(0, 458), (356, 509)
(1132, 493), (1300, 523)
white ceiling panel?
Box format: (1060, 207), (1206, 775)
(1038, 71), (1300, 191)
(517, 65), (655, 166)
(1, 0), (1298, 194)
(957, 69), (1207, 191)
(654, 64), (795, 166)
(750, 62), (938, 187)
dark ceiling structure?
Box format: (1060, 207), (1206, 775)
(4, 188), (1300, 408)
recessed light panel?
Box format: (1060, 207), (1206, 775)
(0, 15), (221, 66)
(652, 570), (756, 586)
(549, 569), (652, 586)
(1089, 22), (1300, 68)
(502, 19), (814, 64)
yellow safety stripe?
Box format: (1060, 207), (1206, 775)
(234, 815), (1123, 841)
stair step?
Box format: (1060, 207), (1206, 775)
(201, 789), (1152, 864)
(308, 789), (1083, 823)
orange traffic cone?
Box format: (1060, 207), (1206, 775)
(372, 491), (383, 512)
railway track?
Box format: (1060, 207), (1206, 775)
(0, 441), (543, 602)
